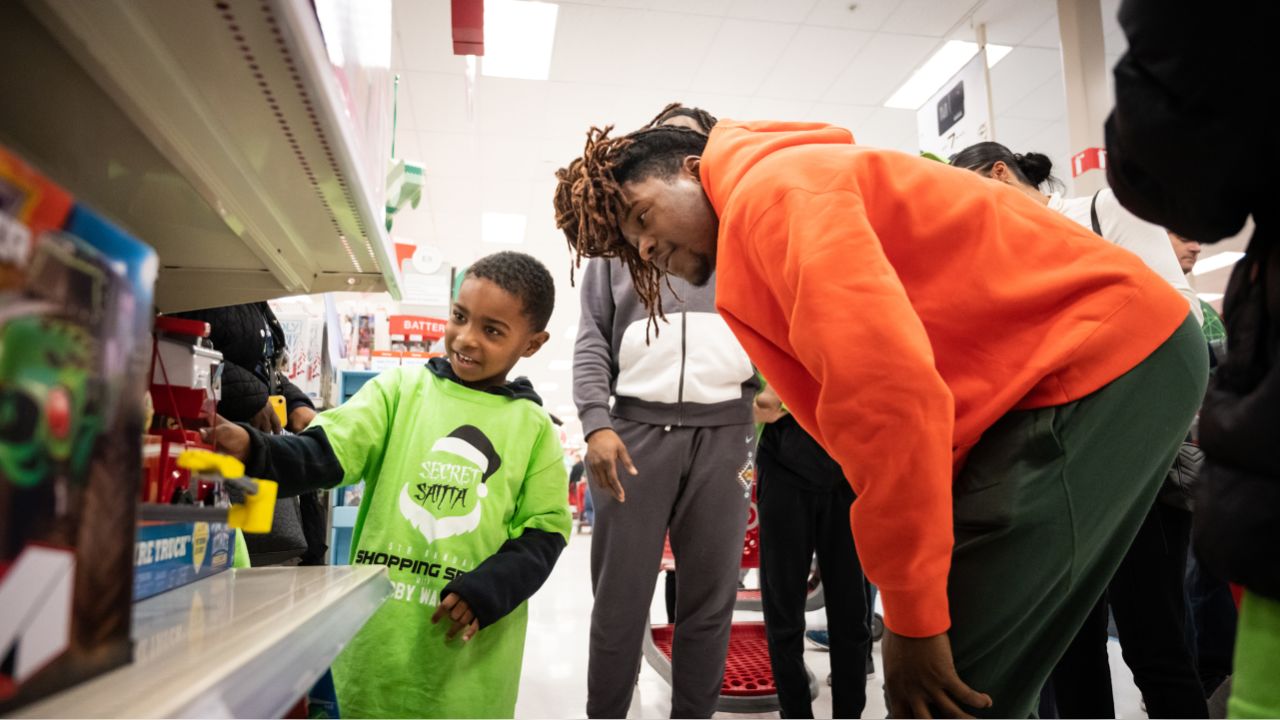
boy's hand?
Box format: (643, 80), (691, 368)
(585, 428), (635, 503)
(432, 593), (480, 643)
(883, 630), (992, 718)
(199, 415), (251, 463)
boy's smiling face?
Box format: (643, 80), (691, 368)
(445, 276), (549, 390)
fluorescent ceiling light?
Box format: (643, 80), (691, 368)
(481, 212), (527, 245)
(555, 404), (577, 416)
(1192, 251), (1245, 276)
(1197, 292), (1224, 302)
(884, 40), (1013, 110)
(540, 382), (561, 392)
(481, 0), (559, 80)
(563, 325), (577, 340)
(548, 359), (572, 371)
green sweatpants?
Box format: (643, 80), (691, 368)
(946, 314), (1207, 718)
(1229, 591), (1280, 718)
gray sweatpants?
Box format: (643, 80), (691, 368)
(587, 416), (754, 719)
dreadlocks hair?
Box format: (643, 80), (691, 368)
(646, 102), (719, 133)
(465, 251), (555, 332)
(553, 124), (709, 337)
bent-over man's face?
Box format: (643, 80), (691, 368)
(617, 155), (718, 286)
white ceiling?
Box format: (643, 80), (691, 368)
(384, 0), (1236, 425)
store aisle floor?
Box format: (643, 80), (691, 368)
(517, 526), (1148, 719)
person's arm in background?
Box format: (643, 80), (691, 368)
(278, 372), (317, 432)
(733, 187), (990, 718)
(573, 259), (635, 502)
(436, 419), (572, 641)
(1098, 190), (1203, 325)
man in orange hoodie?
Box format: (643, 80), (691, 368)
(554, 120), (1207, 718)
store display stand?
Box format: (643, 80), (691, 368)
(13, 566), (390, 719)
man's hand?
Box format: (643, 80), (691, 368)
(431, 593), (480, 643)
(883, 630), (992, 718)
(249, 400), (283, 434)
(585, 428), (636, 503)
(753, 385), (787, 424)
(288, 406), (317, 433)
(199, 415), (252, 463)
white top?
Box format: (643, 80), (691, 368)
(1048, 189), (1203, 325)
(14, 566), (390, 719)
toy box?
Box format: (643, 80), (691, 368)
(133, 521), (236, 601)
(0, 144), (156, 712)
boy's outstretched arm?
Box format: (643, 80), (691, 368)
(203, 416), (345, 496)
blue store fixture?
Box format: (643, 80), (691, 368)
(329, 370), (378, 564)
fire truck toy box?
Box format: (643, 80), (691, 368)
(133, 521), (236, 601)
(0, 145), (157, 712)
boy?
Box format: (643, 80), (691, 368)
(553, 120), (1206, 717)
(205, 251), (572, 718)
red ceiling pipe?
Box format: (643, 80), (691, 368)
(451, 0), (484, 55)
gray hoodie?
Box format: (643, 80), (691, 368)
(573, 258), (757, 437)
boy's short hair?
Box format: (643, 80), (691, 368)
(465, 251), (555, 332)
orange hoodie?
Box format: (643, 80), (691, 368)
(703, 121), (1190, 638)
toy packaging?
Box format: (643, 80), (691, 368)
(0, 144), (157, 712)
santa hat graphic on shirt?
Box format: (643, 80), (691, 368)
(399, 425), (502, 542)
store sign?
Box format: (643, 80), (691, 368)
(389, 314), (447, 338)
(1071, 147), (1107, 177)
(917, 52), (992, 158)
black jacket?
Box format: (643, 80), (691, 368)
(173, 302), (314, 423)
(1106, 0), (1280, 599)
(173, 302), (320, 565)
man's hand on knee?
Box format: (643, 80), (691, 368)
(883, 630), (992, 718)
(585, 428), (636, 503)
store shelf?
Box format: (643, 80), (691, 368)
(14, 566), (390, 719)
(0, 0), (401, 312)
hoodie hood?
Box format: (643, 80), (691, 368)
(427, 356), (544, 405)
(700, 120), (855, 216)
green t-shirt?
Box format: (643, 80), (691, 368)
(310, 366), (572, 718)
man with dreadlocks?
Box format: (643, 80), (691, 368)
(567, 104), (759, 720)
(554, 119), (1208, 718)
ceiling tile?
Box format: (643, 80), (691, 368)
(853, 106), (919, 152)
(418, 131), (481, 179)
(805, 0), (903, 31)
(879, 0), (982, 37)
(689, 18), (798, 95)
(806, 103), (878, 134)
(821, 32), (940, 105)
(671, 92), (754, 121)
(647, 0), (733, 15)
(393, 0), (469, 74)
(404, 71), (474, 134)
(550, 5), (722, 90)
(391, 127), (424, 164)
(755, 26), (873, 100)
(742, 97), (816, 120)
(474, 77), (556, 138)
(725, 0), (819, 23)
